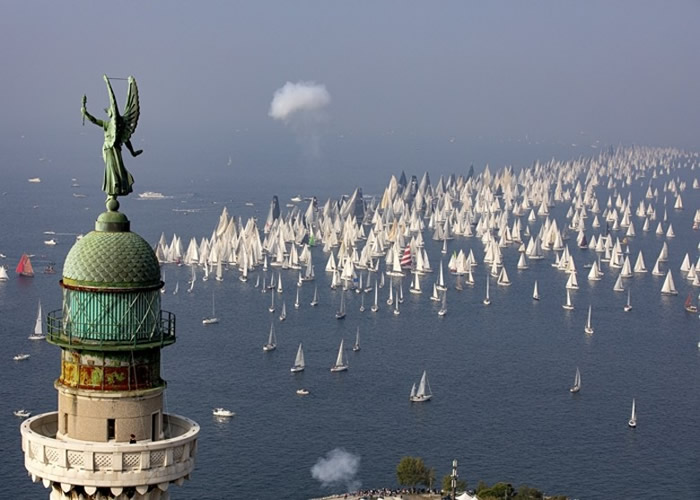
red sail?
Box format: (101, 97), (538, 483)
(16, 254), (34, 277)
(400, 245), (412, 269)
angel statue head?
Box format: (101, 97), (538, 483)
(81, 75), (144, 212)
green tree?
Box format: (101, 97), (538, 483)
(441, 474), (467, 494)
(516, 485), (543, 499)
(396, 456), (432, 489)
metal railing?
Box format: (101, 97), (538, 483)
(47, 310), (176, 349)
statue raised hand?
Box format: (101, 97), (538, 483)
(82, 75), (143, 210)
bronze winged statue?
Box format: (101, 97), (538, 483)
(81, 75), (143, 209)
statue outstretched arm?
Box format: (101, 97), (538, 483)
(125, 139), (143, 157)
(81, 97), (104, 127)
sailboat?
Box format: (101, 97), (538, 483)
(310, 285), (319, 306)
(28, 301), (45, 340)
(269, 290), (276, 312)
(187, 266), (196, 293)
(352, 327), (361, 351)
(290, 343), (305, 372)
(438, 290), (447, 316)
(279, 301), (287, 321)
(16, 254), (34, 277)
(370, 285), (379, 312)
(436, 261), (447, 291)
(430, 283), (440, 302)
(0, 265), (9, 281)
(660, 270), (678, 295)
(263, 323), (277, 351)
(584, 305), (594, 334)
(624, 288), (632, 312)
(684, 293), (698, 313)
(409, 272), (422, 294)
(628, 398), (637, 428)
(330, 338), (348, 372)
(409, 370), (432, 402)
(335, 291), (346, 319)
(483, 276), (491, 305)
(202, 292), (219, 324)
(532, 280), (540, 301)
(562, 288), (574, 310)
(215, 260), (223, 281)
(569, 367), (581, 393)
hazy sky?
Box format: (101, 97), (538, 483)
(2, 1), (699, 187)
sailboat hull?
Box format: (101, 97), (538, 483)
(409, 394), (432, 402)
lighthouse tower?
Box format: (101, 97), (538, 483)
(20, 206), (199, 499)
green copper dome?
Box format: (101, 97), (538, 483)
(63, 212), (161, 289)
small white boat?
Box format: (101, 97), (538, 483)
(409, 370), (432, 402)
(532, 280), (540, 301)
(569, 367), (581, 393)
(562, 289), (574, 310)
(296, 388), (309, 395)
(202, 292), (219, 325)
(44, 238), (57, 246)
(330, 338), (348, 372)
(628, 398), (637, 428)
(623, 289), (632, 312)
(310, 286), (319, 307)
(0, 265), (9, 281)
(212, 408), (235, 417)
(279, 301), (287, 321)
(438, 290), (447, 316)
(263, 323), (277, 351)
(584, 305), (594, 334)
(28, 301), (46, 340)
(483, 276), (491, 305)
(291, 343), (305, 373)
(13, 354), (30, 361)
(14, 409), (31, 418)
(352, 327), (361, 352)
(335, 291), (346, 319)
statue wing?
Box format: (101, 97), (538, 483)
(103, 75), (119, 148)
(121, 76), (141, 142)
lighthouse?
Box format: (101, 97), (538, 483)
(20, 75), (198, 499)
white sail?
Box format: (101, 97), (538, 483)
(330, 338), (348, 371)
(563, 288), (574, 310)
(410, 370), (432, 402)
(263, 323), (277, 351)
(0, 265), (9, 281)
(532, 280), (540, 300)
(584, 305), (594, 334)
(661, 270), (678, 295)
(570, 367), (581, 393)
(291, 343), (305, 372)
(29, 301), (45, 340)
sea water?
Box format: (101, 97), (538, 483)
(1, 166), (699, 500)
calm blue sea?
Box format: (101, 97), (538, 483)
(1, 163), (699, 500)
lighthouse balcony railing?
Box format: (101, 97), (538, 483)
(46, 309), (176, 349)
(21, 412), (198, 488)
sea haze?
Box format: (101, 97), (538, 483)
(1, 152), (699, 499)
